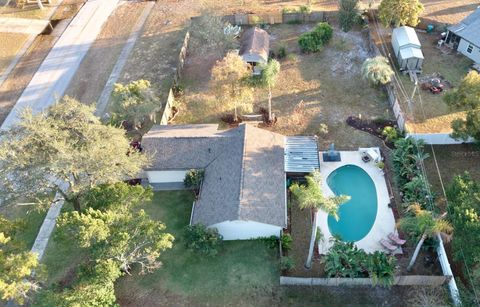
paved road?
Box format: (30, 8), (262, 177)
(1, 0), (120, 130)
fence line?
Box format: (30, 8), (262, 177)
(407, 132), (473, 145)
(193, 11), (328, 26)
(280, 275), (449, 287)
(437, 234), (461, 305)
(158, 31), (190, 125)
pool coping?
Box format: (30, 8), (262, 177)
(316, 149), (397, 254)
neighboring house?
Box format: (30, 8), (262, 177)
(445, 7), (480, 64)
(239, 27), (270, 75)
(142, 123), (287, 240)
(391, 26), (424, 72)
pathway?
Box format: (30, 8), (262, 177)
(1, 0), (120, 130)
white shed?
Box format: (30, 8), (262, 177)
(391, 26), (424, 71)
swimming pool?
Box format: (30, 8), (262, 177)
(326, 164), (378, 242)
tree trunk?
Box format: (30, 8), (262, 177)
(70, 195), (82, 212)
(305, 208), (317, 269)
(234, 101), (238, 123)
(37, 0), (44, 9)
(268, 85), (272, 122)
(407, 233), (427, 272)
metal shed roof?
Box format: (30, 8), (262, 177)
(285, 136), (320, 173)
(392, 26), (421, 48)
(400, 47), (424, 60)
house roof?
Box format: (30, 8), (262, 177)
(448, 7), (480, 47)
(239, 27), (270, 63)
(142, 124), (286, 228)
(285, 136), (320, 173)
(392, 26), (421, 48)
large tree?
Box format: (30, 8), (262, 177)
(211, 51), (253, 122)
(0, 97), (148, 212)
(444, 71), (480, 143)
(378, 0), (424, 27)
(0, 216), (39, 304)
(290, 171), (350, 269)
(57, 208), (174, 274)
(398, 204), (453, 271)
(111, 79), (159, 130)
(190, 10), (238, 54)
(260, 59), (281, 122)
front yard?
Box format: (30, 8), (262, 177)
(173, 23), (392, 150)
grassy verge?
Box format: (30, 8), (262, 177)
(0, 33), (29, 75)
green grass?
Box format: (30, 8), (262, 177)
(115, 191), (279, 305)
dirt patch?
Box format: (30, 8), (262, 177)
(64, 1), (148, 106)
(325, 29), (370, 76)
(0, 32), (29, 74)
(346, 116), (398, 148)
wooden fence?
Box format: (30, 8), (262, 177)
(159, 31), (190, 125)
(280, 275), (450, 287)
(215, 11), (327, 26)
(365, 24), (407, 132)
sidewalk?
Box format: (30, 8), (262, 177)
(1, 0), (120, 130)
(0, 17), (49, 34)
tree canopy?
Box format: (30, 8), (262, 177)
(378, 0), (424, 27)
(0, 216), (39, 304)
(289, 170), (350, 220)
(211, 51), (253, 121)
(0, 97), (149, 211)
(111, 79), (159, 130)
(338, 0), (360, 32)
(444, 71), (480, 142)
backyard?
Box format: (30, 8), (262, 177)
(174, 22), (392, 150)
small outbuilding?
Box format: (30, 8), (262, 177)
(445, 7), (480, 64)
(391, 26), (424, 71)
(239, 27), (270, 75)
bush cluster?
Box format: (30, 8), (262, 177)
(185, 224), (223, 257)
(324, 239), (396, 287)
(392, 137), (433, 208)
(298, 22), (333, 53)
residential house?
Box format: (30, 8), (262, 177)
(445, 7), (480, 64)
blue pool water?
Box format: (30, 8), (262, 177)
(327, 165), (378, 242)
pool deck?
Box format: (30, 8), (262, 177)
(317, 149), (398, 254)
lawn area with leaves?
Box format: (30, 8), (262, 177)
(398, 32), (472, 133)
(173, 23), (392, 150)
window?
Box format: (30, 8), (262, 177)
(467, 44), (473, 53)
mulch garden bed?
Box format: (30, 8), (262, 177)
(346, 116), (398, 149)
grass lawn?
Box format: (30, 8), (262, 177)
(397, 32), (472, 133)
(174, 23), (391, 150)
(424, 144), (480, 201)
(0, 33), (29, 75)
(115, 190), (280, 306)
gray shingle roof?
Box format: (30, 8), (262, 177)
(142, 124), (286, 228)
(448, 7), (480, 47)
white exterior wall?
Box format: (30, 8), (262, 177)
(407, 133), (474, 145)
(210, 220), (282, 240)
(146, 170), (187, 183)
(458, 39), (480, 64)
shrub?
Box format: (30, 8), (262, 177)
(184, 169), (205, 189)
(361, 56), (394, 85)
(185, 224), (223, 256)
(338, 0), (360, 32)
(298, 22), (333, 53)
(280, 233), (293, 251)
(262, 235), (278, 249)
(318, 123), (329, 135)
(382, 126), (399, 142)
(299, 5), (312, 14)
(280, 256), (296, 271)
(277, 45), (287, 59)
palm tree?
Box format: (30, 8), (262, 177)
(361, 56), (394, 85)
(289, 170), (350, 269)
(260, 59), (280, 122)
(398, 204), (453, 271)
